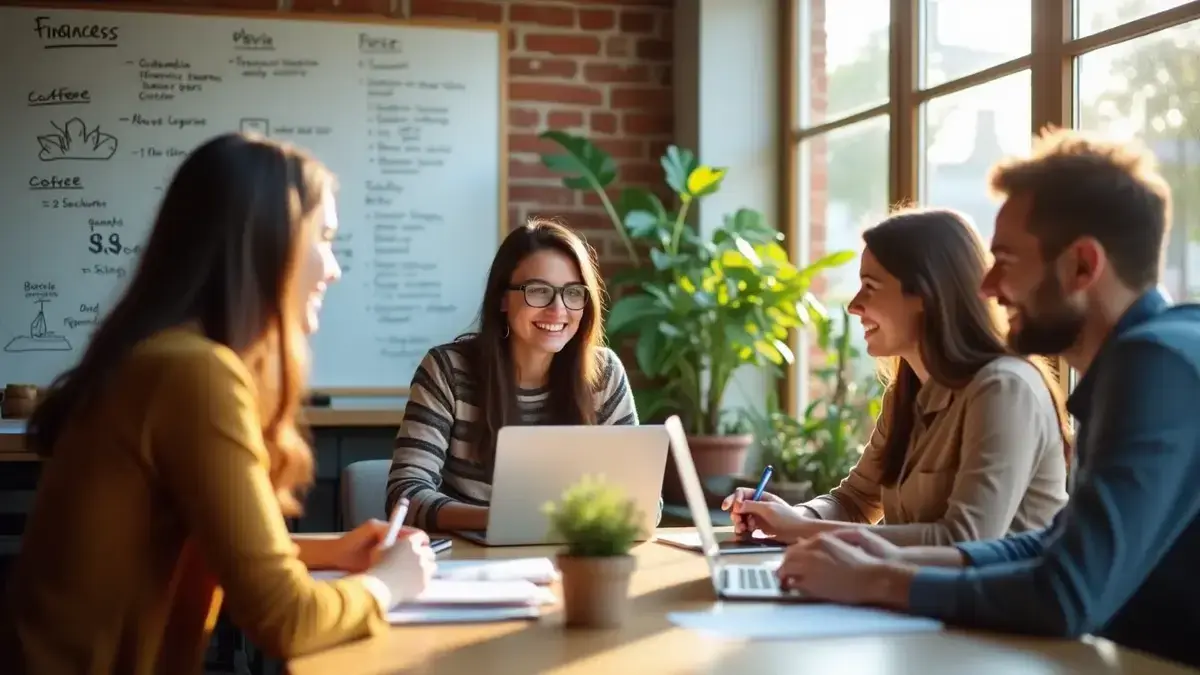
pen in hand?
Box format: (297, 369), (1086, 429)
(743, 464), (773, 537)
(383, 497), (410, 548)
(751, 464), (774, 502)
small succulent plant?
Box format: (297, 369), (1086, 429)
(543, 476), (644, 557)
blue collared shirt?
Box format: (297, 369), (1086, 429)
(908, 289), (1200, 668)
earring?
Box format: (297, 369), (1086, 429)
(503, 325), (510, 339)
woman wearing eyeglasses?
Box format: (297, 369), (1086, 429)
(384, 218), (641, 531)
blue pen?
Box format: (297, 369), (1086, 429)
(751, 464), (774, 501)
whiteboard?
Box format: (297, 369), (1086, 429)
(0, 6), (504, 392)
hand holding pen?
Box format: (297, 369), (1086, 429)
(719, 465), (806, 542)
(363, 498), (438, 607)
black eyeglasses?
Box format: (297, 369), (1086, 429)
(508, 282), (589, 310)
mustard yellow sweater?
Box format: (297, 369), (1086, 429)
(1, 328), (386, 674)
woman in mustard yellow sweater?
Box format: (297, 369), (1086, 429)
(0, 134), (435, 673)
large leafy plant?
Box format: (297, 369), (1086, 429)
(738, 308), (884, 495)
(543, 476), (644, 557)
(539, 131), (854, 435)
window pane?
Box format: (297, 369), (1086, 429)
(798, 116), (889, 406)
(801, 0), (890, 125)
(922, 71), (1032, 240)
(801, 117), (890, 301)
(923, 0), (1031, 88)
(1077, 20), (1200, 301)
(1076, 0), (1196, 37)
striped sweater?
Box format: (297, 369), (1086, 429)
(386, 339), (643, 530)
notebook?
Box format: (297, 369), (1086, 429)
(311, 557), (559, 585)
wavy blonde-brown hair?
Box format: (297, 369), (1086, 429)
(27, 133), (329, 515)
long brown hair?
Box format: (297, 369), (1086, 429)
(461, 218), (606, 470)
(26, 133), (327, 516)
(862, 207), (1072, 486)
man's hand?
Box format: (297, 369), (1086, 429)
(776, 530), (917, 610)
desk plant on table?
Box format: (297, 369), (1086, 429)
(539, 131), (854, 500)
(543, 476), (644, 628)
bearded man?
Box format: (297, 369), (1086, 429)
(775, 127), (1200, 669)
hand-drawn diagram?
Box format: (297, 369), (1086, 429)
(37, 118), (119, 161)
(240, 118), (269, 136)
(4, 300), (72, 352)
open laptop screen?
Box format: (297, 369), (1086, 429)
(664, 415), (722, 566)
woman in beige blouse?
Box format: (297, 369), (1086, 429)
(723, 207), (1071, 547)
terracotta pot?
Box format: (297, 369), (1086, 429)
(1, 384), (38, 420)
(661, 433), (753, 504)
(556, 553), (636, 628)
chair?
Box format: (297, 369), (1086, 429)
(339, 459), (393, 530)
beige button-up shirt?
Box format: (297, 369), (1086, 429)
(799, 355), (1069, 546)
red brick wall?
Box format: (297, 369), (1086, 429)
(49, 0), (674, 278)
(314, 0), (675, 276)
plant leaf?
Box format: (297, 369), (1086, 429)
(661, 145), (697, 196)
(649, 248), (677, 271)
(623, 209), (660, 237)
(733, 237), (762, 267)
(538, 130), (617, 189)
(801, 249), (858, 278)
(635, 328), (665, 376)
(606, 294), (664, 335)
(616, 188), (668, 221)
(686, 165), (726, 197)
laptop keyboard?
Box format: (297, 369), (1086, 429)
(721, 566), (780, 592)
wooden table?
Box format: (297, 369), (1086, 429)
(287, 529), (1197, 675)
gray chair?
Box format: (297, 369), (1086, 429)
(339, 459), (393, 530)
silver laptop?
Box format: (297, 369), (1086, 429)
(456, 424), (669, 546)
(664, 415), (804, 600)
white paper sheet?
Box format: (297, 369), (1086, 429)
(311, 571), (556, 607)
(435, 558), (559, 584)
(312, 557), (560, 585)
(414, 579), (556, 606)
(668, 604), (943, 640)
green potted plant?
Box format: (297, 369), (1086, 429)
(543, 476), (644, 628)
(720, 307), (884, 501)
(539, 131), (855, 500)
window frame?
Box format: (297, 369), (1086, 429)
(780, 0), (1200, 415)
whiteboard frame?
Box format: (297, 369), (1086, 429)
(7, 2), (511, 401)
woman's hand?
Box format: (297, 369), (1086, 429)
(326, 519), (394, 573)
(367, 529), (438, 605)
(721, 488), (808, 542)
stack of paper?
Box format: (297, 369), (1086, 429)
(409, 579), (556, 607)
(434, 557), (559, 584)
(311, 558), (559, 624)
